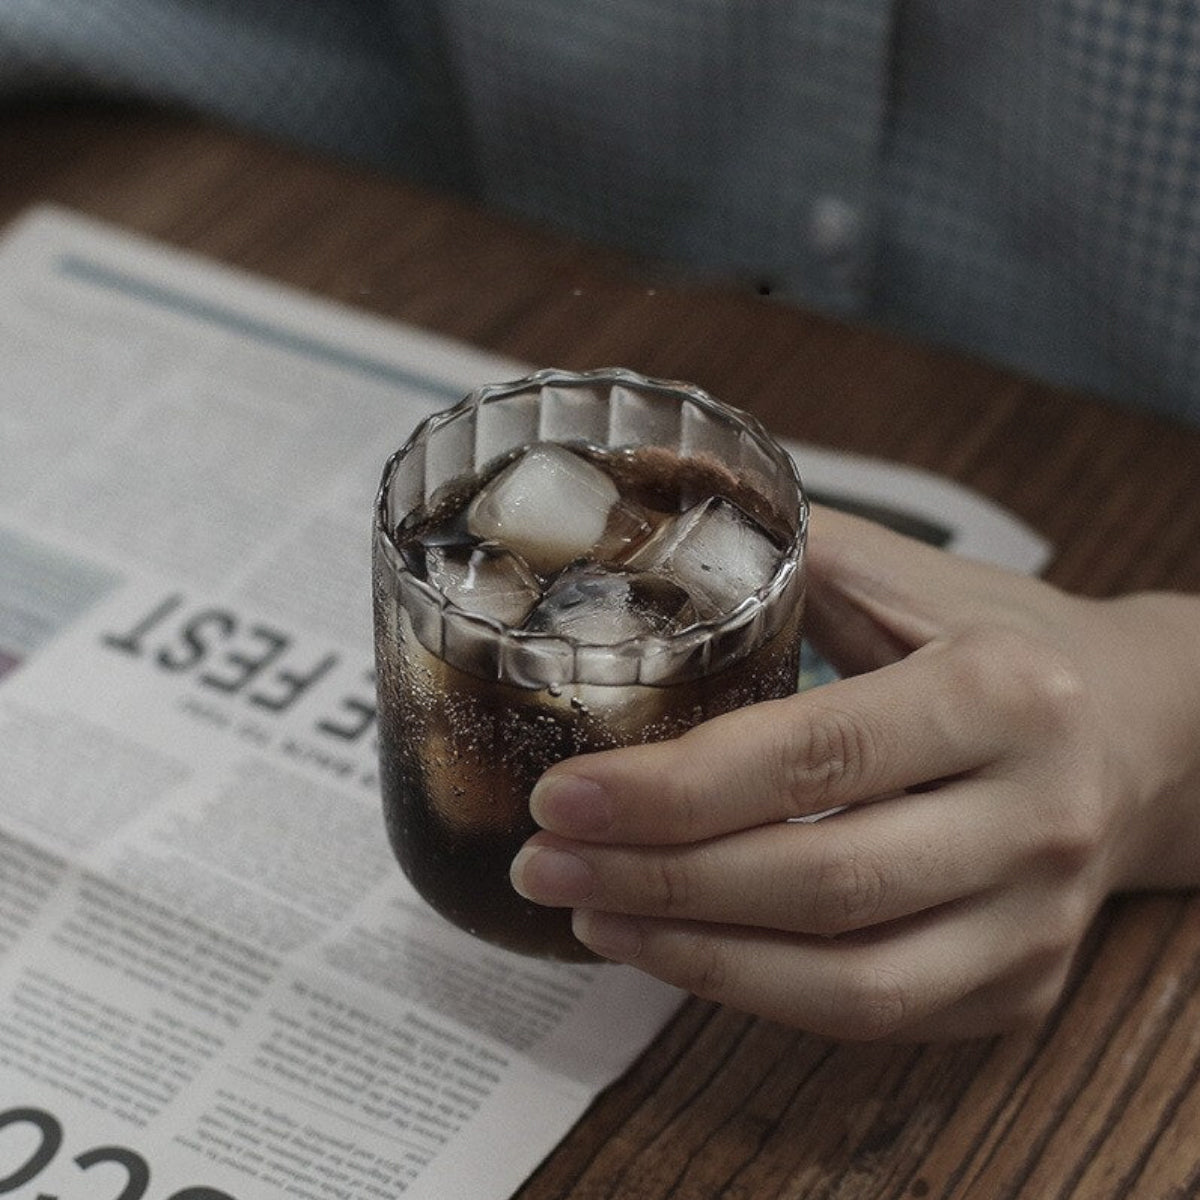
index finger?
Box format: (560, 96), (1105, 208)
(530, 633), (1014, 844)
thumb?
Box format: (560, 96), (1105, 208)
(803, 504), (1039, 676)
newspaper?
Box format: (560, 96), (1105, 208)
(0, 206), (1050, 1199)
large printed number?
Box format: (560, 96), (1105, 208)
(0, 1107), (62, 1192)
(74, 1146), (150, 1200)
(0, 1107), (238, 1200)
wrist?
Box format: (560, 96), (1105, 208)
(1091, 593), (1200, 890)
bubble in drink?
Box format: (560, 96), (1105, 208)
(374, 369), (807, 960)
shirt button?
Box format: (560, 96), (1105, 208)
(810, 196), (860, 259)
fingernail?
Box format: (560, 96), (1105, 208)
(510, 845), (595, 905)
(572, 910), (642, 961)
(530, 774), (612, 837)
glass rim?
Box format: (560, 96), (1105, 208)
(374, 366), (808, 660)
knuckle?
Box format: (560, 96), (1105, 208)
(644, 852), (692, 916)
(829, 964), (912, 1042)
(1020, 768), (1108, 881)
(950, 628), (1106, 880)
(673, 937), (731, 1001)
(1020, 658), (1088, 739)
(775, 703), (880, 811)
(952, 627), (1089, 737)
(808, 848), (889, 935)
(943, 627), (1023, 700)
(1039, 787), (1106, 876)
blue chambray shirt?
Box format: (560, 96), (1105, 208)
(2, 0), (1197, 424)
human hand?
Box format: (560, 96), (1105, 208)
(510, 505), (1200, 1040)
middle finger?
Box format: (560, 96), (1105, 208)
(512, 779), (1024, 935)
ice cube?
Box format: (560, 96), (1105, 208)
(524, 565), (697, 644)
(625, 497), (780, 618)
(424, 541), (542, 626)
(467, 443), (650, 576)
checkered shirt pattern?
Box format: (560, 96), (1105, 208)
(1, 0), (1197, 423)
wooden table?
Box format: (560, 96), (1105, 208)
(7, 102), (1200, 1200)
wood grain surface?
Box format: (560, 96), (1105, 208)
(7, 102), (1199, 1200)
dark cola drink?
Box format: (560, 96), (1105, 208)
(374, 370), (807, 960)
